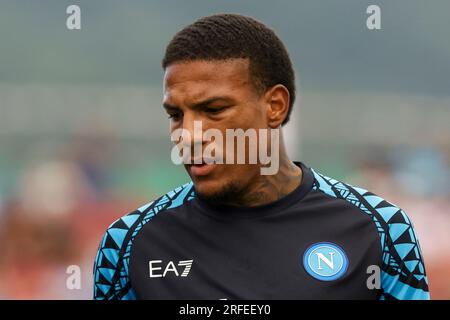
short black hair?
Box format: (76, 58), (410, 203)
(162, 13), (296, 125)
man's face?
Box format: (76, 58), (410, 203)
(163, 59), (269, 201)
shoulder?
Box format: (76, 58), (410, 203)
(310, 167), (429, 299)
(310, 167), (418, 247)
(310, 167), (406, 225)
(102, 181), (195, 250)
(93, 181), (195, 299)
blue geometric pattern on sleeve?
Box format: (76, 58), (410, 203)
(311, 168), (430, 300)
(93, 182), (195, 300)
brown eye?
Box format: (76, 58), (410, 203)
(205, 106), (226, 114)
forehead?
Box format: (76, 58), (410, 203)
(163, 59), (252, 104)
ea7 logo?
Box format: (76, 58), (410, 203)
(149, 260), (193, 278)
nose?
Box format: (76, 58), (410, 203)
(180, 113), (205, 154)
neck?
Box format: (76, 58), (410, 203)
(227, 138), (302, 207)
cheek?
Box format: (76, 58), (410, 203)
(236, 103), (267, 128)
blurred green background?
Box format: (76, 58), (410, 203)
(0, 0), (449, 299)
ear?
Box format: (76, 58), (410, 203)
(264, 84), (290, 128)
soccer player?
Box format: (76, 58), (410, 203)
(93, 14), (430, 300)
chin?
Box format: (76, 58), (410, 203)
(193, 179), (222, 198)
(193, 179), (241, 204)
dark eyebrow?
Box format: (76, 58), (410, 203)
(190, 97), (233, 110)
(163, 96), (233, 112)
(162, 103), (179, 111)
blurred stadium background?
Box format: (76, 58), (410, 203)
(0, 0), (449, 299)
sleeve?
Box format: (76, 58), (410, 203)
(93, 212), (140, 300)
(93, 184), (192, 299)
(379, 207), (430, 300)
